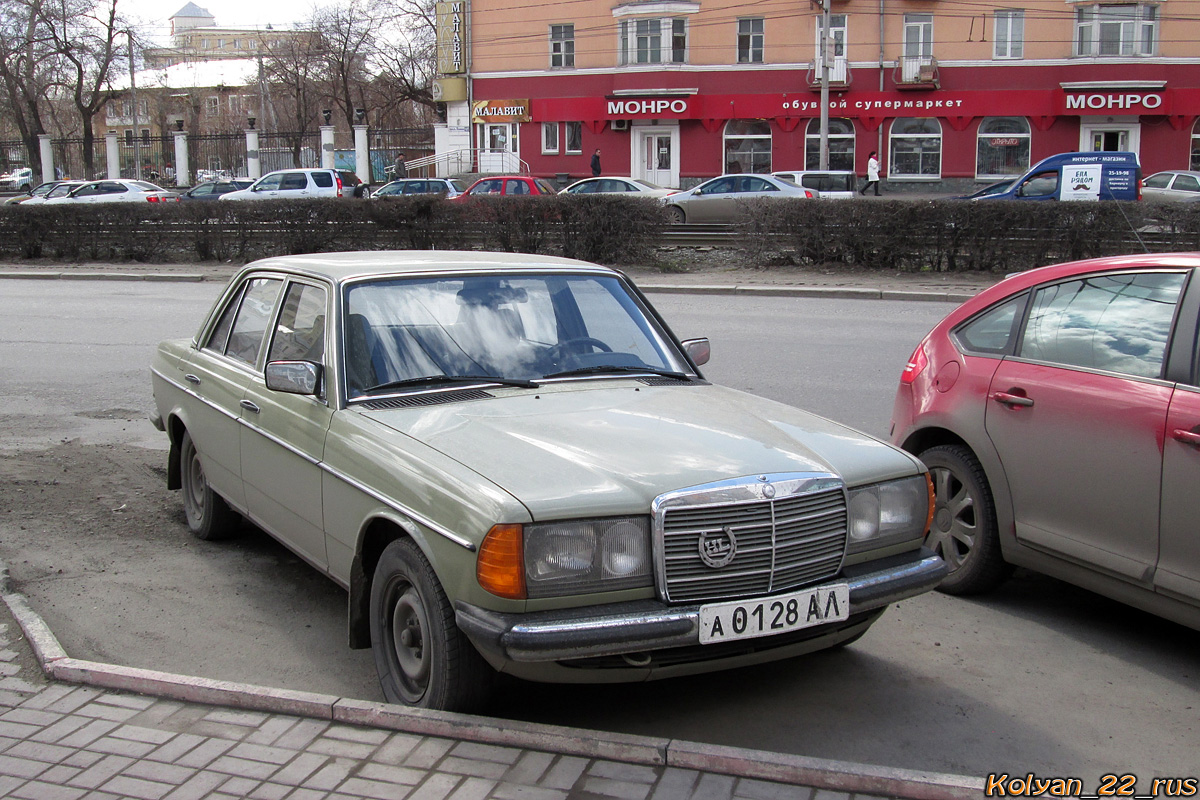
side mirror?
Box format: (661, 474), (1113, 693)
(265, 361), (321, 395)
(681, 338), (710, 367)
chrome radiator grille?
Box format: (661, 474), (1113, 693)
(654, 475), (848, 603)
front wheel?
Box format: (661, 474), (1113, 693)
(920, 444), (1011, 595)
(668, 206), (686, 224)
(369, 539), (493, 711)
(179, 430), (239, 540)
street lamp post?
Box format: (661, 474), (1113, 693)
(127, 31), (142, 180)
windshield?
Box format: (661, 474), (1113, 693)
(343, 273), (690, 398)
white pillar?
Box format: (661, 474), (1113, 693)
(246, 128), (261, 179)
(38, 135), (54, 184)
(105, 132), (121, 179)
(173, 131), (190, 187)
(353, 124), (369, 184)
(320, 125), (335, 169)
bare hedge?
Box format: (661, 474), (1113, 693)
(0, 194), (669, 267)
(1, 194), (1198, 273)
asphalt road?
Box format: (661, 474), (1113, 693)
(0, 278), (1195, 784)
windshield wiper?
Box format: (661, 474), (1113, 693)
(363, 374), (540, 393)
(541, 365), (694, 381)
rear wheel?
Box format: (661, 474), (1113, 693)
(370, 539), (493, 711)
(179, 430), (239, 540)
(920, 444), (1011, 595)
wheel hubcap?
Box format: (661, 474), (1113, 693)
(929, 466), (977, 571)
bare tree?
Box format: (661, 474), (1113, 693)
(311, 0), (378, 130)
(40, 0), (124, 178)
(0, 0), (59, 173)
(258, 28), (323, 166)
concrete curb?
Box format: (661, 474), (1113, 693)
(0, 577), (984, 799)
(0, 269), (982, 302)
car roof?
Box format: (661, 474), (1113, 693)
(231, 250), (622, 284)
(944, 252), (1200, 327)
(1151, 170), (1200, 177)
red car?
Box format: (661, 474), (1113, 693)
(891, 253), (1200, 630)
(454, 175), (560, 201)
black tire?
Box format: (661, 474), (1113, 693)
(179, 430), (239, 541)
(920, 444), (1012, 595)
(370, 539), (493, 711)
(668, 206), (686, 224)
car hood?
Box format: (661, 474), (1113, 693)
(359, 382), (920, 519)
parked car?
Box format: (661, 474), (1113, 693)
(1141, 170), (1200, 203)
(891, 253), (1200, 630)
(950, 179), (1016, 200)
(371, 178), (467, 199)
(43, 179), (176, 204)
(666, 174), (818, 223)
(15, 180), (88, 205)
(151, 251), (945, 710)
(975, 152), (1142, 202)
(219, 168), (366, 201)
(177, 178), (255, 201)
(454, 175), (560, 200)
(560, 176), (677, 199)
(0, 167), (35, 192)
(771, 170), (857, 199)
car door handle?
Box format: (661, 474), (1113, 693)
(1171, 428), (1200, 447)
(992, 391), (1034, 408)
(240, 400), (260, 414)
(184, 374), (201, 385)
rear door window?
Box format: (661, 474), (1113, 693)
(279, 173), (308, 190)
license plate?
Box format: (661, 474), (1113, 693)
(698, 584), (850, 644)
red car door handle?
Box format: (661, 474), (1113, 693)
(992, 391), (1034, 408)
(1171, 429), (1200, 446)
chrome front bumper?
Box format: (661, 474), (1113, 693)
(456, 547), (945, 663)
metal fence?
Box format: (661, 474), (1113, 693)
(53, 137), (107, 181)
(190, 133), (249, 181)
(0, 140), (30, 173)
(259, 131), (320, 173)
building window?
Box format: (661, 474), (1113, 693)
(889, 117), (942, 178)
(1075, 4), (1157, 56)
(566, 121), (582, 154)
(1191, 120), (1200, 170)
(543, 122), (559, 154)
(550, 24), (575, 68)
(737, 18), (763, 63)
(976, 117), (1030, 178)
(903, 14), (933, 60)
(816, 14), (847, 66)
(724, 120), (772, 174)
(205, 96), (220, 116)
(805, 118), (855, 171)
(233, 39), (241, 49)
(141, 129), (151, 144)
(620, 18), (687, 65)
(124, 129), (133, 145)
(217, 39), (225, 48)
(201, 38), (210, 49)
(994, 10), (1024, 58)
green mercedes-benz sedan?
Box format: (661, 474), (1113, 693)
(151, 251), (945, 710)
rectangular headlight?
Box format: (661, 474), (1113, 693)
(846, 475), (930, 554)
(524, 516), (653, 598)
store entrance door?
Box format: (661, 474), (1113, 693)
(632, 125), (679, 188)
(478, 123), (520, 173)
(1080, 119), (1139, 155)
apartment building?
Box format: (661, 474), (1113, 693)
(446, 0), (1200, 189)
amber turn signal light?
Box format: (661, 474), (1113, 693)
(477, 524), (526, 599)
(924, 472), (936, 535)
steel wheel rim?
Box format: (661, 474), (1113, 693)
(389, 585), (431, 701)
(183, 447), (206, 524)
(929, 465), (976, 571)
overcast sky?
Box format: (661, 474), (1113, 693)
(125, 0), (313, 43)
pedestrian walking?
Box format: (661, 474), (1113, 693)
(860, 151), (881, 196)
(591, 148), (602, 177)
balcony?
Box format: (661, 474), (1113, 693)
(806, 57), (852, 90)
(895, 56), (939, 89)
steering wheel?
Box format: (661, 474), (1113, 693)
(545, 337), (612, 364)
